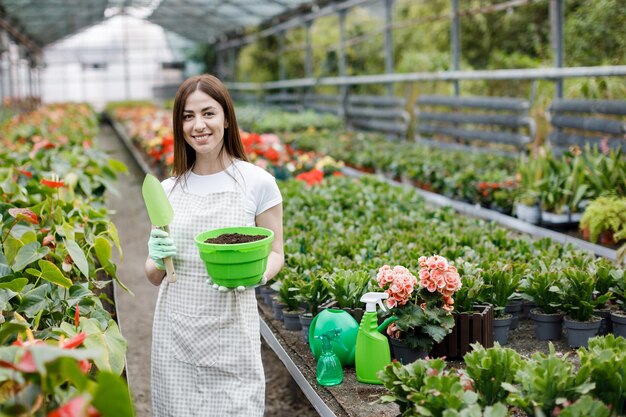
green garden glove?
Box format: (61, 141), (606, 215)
(148, 229), (177, 270)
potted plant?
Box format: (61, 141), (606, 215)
(328, 269), (371, 323)
(376, 256), (461, 362)
(479, 264), (521, 345)
(430, 262), (494, 359)
(579, 196), (626, 246)
(537, 157), (571, 225)
(610, 268), (626, 338)
(504, 345), (595, 417)
(591, 258), (620, 335)
(276, 275), (305, 331)
(379, 357), (508, 417)
(514, 154), (542, 224)
(520, 268), (565, 340)
(295, 274), (332, 342)
(464, 342), (523, 407)
(578, 335), (626, 416)
(560, 268), (611, 348)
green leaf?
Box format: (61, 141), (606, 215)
(0, 249), (11, 278)
(92, 371), (134, 417)
(81, 318), (127, 375)
(59, 357), (90, 391)
(107, 159), (128, 174)
(66, 239), (89, 278)
(0, 278), (28, 292)
(12, 242), (49, 272)
(67, 284), (92, 306)
(94, 237), (112, 271)
(28, 345), (97, 376)
(107, 222), (122, 261)
(37, 260), (72, 288)
(19, 284), (48, 317)
(0, 322), (28, 344)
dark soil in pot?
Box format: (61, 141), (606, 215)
(204, 233), (267, 244)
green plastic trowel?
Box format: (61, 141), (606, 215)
(142, 174), (177, 283)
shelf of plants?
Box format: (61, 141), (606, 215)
(0, 104), (134, 415)
(108, 103), (626, 416)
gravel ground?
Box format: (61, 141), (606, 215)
(98, 125), (317, 417)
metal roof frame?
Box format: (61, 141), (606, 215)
(0, 0), (318, 51)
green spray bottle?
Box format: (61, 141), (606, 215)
(355, 292), (397, 384)
(314, 328), (344, 386)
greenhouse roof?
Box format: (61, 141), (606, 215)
(0, 0), (315, 51)
(148, 0), (314, 43)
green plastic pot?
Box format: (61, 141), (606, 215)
(194, 226), (274, 288)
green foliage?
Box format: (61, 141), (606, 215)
(276, 275), (304, 312)
(479, 263), (522, 317)
(328, 269), (371, 310)
(464, 343), (523, 406)
(610, 268), (626, 312)
(294, 274), (332, 315)
(449, 265), (483, 314)
(236, 106), (342, 133)
(564, 0), (626, 67)
(0, 339), (133, 416)
(578, 335), (626, 415)
(558, 395), (612, 417)
(519, 267), (563, 314)
(392, 300), (456, 352)
(561, 269), (611, 322)
(590, 258), (621, 308)
(580, 196), (626, 244)
(186, 42), (217, 74)
(503, 344), (595, 417)
(379, 357), (479, 417)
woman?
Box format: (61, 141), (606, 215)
(145, 74), (284, 416)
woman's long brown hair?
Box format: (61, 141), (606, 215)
(171, 74), (248, 177)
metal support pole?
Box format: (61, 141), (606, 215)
(28, 59), (33, 100)
(305, 20), (313, 104)
(384, 0), (394, 96)
(338, 10), (348, 120)
(451, 0), (460, 96)
(122, 16), (131, 100)
(231, 47), (238, 82)
(305, 21), (313, 79)
(278, 31), (286, 81)
(7, 45), (15, 110)
(550, 0), (564, 98)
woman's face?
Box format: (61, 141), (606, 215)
(182, 89), (228, 157)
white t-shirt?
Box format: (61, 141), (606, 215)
(161, 160), (282, 226)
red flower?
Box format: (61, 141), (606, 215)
(41, 178), (64, 188)
(296, 169), (324, 186)
(17, 168), (32, 178)
(48, 396), (101, 417)
(8, 208), (39, 225)
(61, 332), (87, 349)
(0, 350), (37, 373)
(74, 305), (80, 327)
(264, 148), (280, 163)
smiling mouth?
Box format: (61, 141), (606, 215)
(193, 133), (211, 141)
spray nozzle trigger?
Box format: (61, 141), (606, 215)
(360, 292), (389, 313)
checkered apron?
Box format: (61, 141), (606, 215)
(151, 186), (264, 417)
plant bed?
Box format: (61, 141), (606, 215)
(430, 304), (494, 359)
